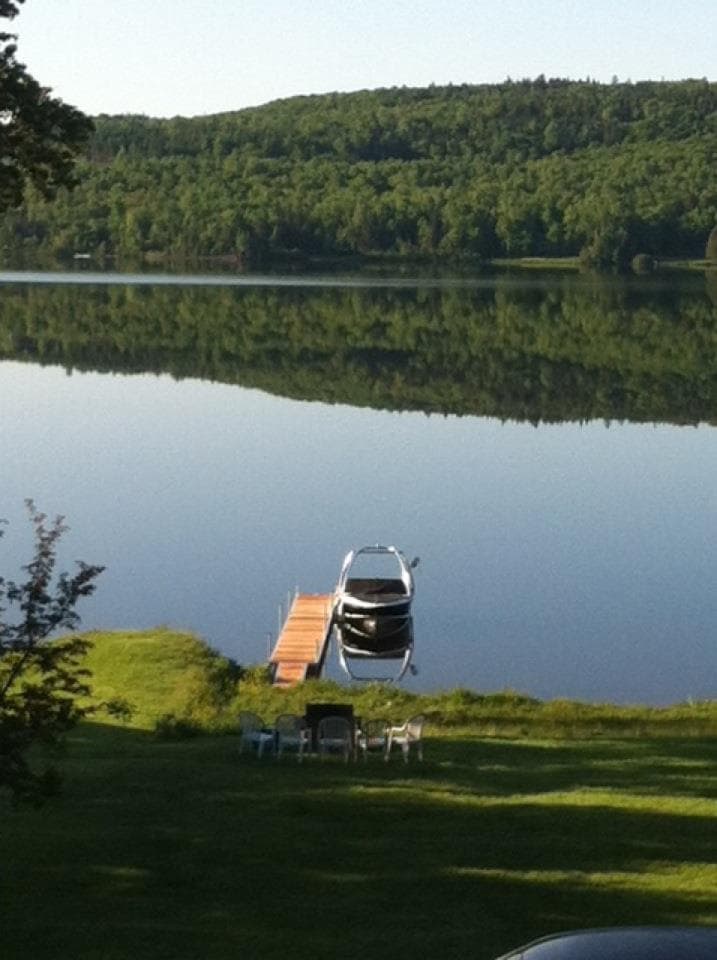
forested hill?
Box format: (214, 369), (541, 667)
(3, 78), (717, 268)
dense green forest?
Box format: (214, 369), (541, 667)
(2, 275), (716, 423)
(1, 78), (717, 269)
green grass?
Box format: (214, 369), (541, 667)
(4, 725), (717, 960)
(6, 629), (714, 959)
(491, 256), (717, 273)
(491, 256), (582, 270)
(657, 258), (717, 271)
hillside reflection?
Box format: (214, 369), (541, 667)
(1, 274), (716, 425)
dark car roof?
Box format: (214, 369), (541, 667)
(496, 926), (717, 960)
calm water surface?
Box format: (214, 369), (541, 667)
(1, 271), (715, 703)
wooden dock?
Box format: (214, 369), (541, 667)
(270, 593), (333, 687)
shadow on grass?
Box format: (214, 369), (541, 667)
(4, 723), (717, 960)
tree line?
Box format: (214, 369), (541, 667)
(2, 78), (717, 269)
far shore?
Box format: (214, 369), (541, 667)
(4, 248), (717, 277)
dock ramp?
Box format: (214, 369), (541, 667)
(269, 593), (333, 686)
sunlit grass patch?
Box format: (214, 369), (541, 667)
(450, 864), (717, 913)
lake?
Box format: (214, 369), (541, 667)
(1, 269), (716, 704)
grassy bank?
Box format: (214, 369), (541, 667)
(81, 630), (717, 739)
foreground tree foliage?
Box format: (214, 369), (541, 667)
(0, 0), (93, 212)
(0, 503), (103, 801)
(1, 76), (716, 268)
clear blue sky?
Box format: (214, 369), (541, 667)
(13, 0), (717, 118)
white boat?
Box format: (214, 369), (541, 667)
(333, 545), (418, 681)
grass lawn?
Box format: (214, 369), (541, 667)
(4, 723), (717, 960)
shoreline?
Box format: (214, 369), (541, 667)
(4, 251), (716, 277)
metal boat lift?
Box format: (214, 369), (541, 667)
(332, 545), (418, 682)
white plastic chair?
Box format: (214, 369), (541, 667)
(275, 714), (310, 762)
(317, 715), (355, 762)
(238, 711), (274, 758)
(386, 714), (425, 763)
(357, 718), (389, 761)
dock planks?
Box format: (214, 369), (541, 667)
(270, 593), (333, 687)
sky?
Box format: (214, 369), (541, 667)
(10, 0), (717, 119)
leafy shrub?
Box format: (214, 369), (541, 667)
(101, 697), (135, 723)
(154, 713), (201, 740)
(239, 663), (273, 687)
